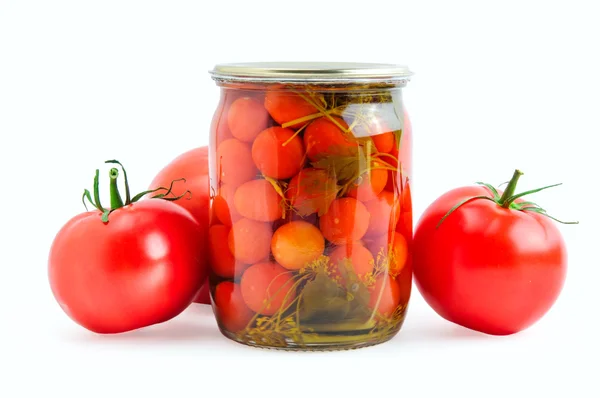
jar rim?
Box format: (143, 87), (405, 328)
(209, 62), (413, 84)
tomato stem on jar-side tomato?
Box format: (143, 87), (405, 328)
(436, 169), (579, 228)
(81, 159), (192, 223)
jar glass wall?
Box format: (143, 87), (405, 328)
(207, 63), (413, 350)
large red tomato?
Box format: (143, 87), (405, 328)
(149, 147), (211, 304)
(49, 163), (208, 333)
(413, 170), (573, 335)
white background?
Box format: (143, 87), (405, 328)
(1, 1), (598, 397)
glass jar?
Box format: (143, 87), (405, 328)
(207, 62), (413, 350)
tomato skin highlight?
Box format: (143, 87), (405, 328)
(227, 97), (270, 142)
(319, 197), (370, 245)
(413, 185), (568, 335)
(234, 179), (283, 222)
(303, 117), (358, 162)
(271, 221), (325, 270)
(240, 262), (296, 315)
(48, 200), (207, 334)
(251, 126), (305, 179)
(214, 281), (254, 332)
(216, 138), (258, 187)
(228, 218), (273, 264)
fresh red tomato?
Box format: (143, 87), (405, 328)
(413, 170), (575, 335)
(49, 162), (208, 333)
(149, 147), (211, 304)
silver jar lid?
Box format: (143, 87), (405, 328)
(209, 62), (413, 84)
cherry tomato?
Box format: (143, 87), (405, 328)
(149, 146), (211, 304)
(363, 190), (400, 237)
(251, 127), (305, 179)
(347, 161), (388, 202)
(329, 243), (374, 281)
(227, 97), (270, 142)
(319, 197), (370, 245)
(240, 262), (296, 315)
(364, 232), (408, 275)
(214, 281), (254, 333)
(49, 164), (207, 333)
(234, 179), (283, 222)
(208, 224), (248, 278)
(216, 138), (257, 187)
(212, 183), (241, 227)
(413, 171), (569, 335)
(228, 218), (272, 264)
(271, 221), (325, 270)
(303, 116), (358, 162)
(372, 132), (395, 153)
(264, 91), (318, 128)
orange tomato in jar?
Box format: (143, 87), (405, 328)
(271, 221), (325, 270)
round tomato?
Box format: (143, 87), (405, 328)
(49, 163), (207, 333)
(413, 170), (572, 335)
(149, 146), (211, 304)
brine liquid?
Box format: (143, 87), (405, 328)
(208, 85), (412, 350)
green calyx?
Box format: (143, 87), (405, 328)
(437, 169), (579, 228)
(82, 160), (191, 223)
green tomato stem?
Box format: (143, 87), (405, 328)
(108, 168), (124, 209)
(499, 169), (524, 208)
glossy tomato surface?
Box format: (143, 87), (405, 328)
(413, 186), (567, 335)
(149, 146), (210, 304)
(48, 200), (208, 333)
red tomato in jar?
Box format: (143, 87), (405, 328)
(49, 163), (208, 333)
(150, 147), (211, 304)
(413, 171), (573, 335)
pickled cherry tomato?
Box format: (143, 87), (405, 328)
(365, 232), (408, 274)
(363, 191), (401, 237)
(329, 243), (374, 281)
(216, 139), (257, 187)
(303, 117), (358, 162)
(209, 224), (246, 278)
(319, 197), (370, 245)
(234, 179), (283, 222)
(271, 221), (324, 270)
(240, 262), (296, 316)
(347, 161), (388, 202)
(228, 218), (272, 264)
(214, 281), (254, 332)
(264, 91), (318, 127)
(251, 127), (305, 179)
(285, 168), (338, 216)
(213, 183), (241, 226)
(372, 132), (395, 153)
(227, 97), (270, 142)
(368, 275), (401, 317)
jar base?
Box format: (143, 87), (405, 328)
(218, 323), (403, 352)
